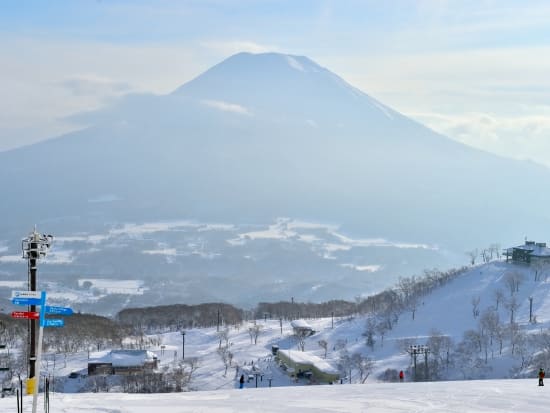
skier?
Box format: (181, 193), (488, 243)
(399, 370), (404, 382)
(539, 368), (545, 386)
(239, 374), (245, 389)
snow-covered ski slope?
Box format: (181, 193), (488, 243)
(2, 260), (550, 411)
(0, 379), (547, 412)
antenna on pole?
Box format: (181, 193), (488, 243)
(21, 228), (53, 394)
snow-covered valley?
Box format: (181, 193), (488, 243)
(0, 218), (463, 314)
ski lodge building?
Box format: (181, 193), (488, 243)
(87, 349), (158, 376)
(503, 240), (550, 265)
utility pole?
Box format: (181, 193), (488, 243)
(21, 228), (53, 393)
(180, 331), (186, 360)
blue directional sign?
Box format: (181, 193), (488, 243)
(12, 297), (42, 306)
(43, 319), (64, 328)
(44, 306), (73, 316)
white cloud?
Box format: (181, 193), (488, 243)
(201, 99), (252, 116)
(59, 74), (133, 98)
(200, 40), (277, 56)
(0, 36), (205, 150)
(324, 45), (550, 167)
(412, 110), (550, 167)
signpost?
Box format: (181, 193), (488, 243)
(11, 290), (73, 413)
(11, 311), (40, 320)
(43, 319), (64, 328)
(11, 292), (42, 306)
(11, 290), (42, 299)
(12, 297), (42, 306)
(44, 306), (73, 316)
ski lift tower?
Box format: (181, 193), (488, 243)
(21, 228), (53, 386)
(407, 344), (430, 382)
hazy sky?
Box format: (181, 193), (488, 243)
(2, 1), (550, 166)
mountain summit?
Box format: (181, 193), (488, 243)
(172, 52), (401, 127)
(0, 52), (549, 249)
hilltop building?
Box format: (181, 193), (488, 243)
(504, 241), (550, 265)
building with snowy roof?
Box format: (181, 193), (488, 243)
(276, 349), (339, 384)
(87, 350), (158, 376)
(504, 240), (550, 265)
(290, 320), (315, 336)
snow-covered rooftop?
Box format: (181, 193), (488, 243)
(278, 349), (338, 375)
(290, 319), (313, 329)
(89, 350), (157, 367)
(511, 241), (550, 257)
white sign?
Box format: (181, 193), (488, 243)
(11, 290), (41, 299)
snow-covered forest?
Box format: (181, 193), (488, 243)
(2, 259), (550, 398)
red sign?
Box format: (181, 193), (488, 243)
(11, 311), (40, 320)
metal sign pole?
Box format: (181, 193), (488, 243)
(32, 291), (46, 413)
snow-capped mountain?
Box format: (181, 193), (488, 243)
(1, 52), (550, 305)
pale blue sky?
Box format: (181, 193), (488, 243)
(2, 1), (550, 165)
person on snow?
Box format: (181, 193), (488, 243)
(399, 370), (404, 382)
(239, 374), (245, 389)
(539, 368), (545, 386)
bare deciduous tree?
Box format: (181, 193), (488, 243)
(533, 260), (550, 282)
(218, 346), (231, 376)
(479, 308), (500, 359)
(471, 296), (481, 319)
(504, 271), (524, 296)
(217, 327), (230, 349)
(376, 320), (389, 347)
(504, 296), (519, 324)
(493, 289), (504, 311)
(352, 353), (374, 383)
(363, 317), (376, 350)
(426, 329), (453, 378)
(248, 324), (262, 345)
(318, 339), (328, 358)
(293, 329), (310, 352)
(489, 243), (501, 260)
(337, 350), (352, 384)
(481, 249), (491, 263)
(466, 249), (479, 266)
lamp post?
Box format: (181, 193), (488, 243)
(181, 331), (186, 360)
(21, 228), (53, 387)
